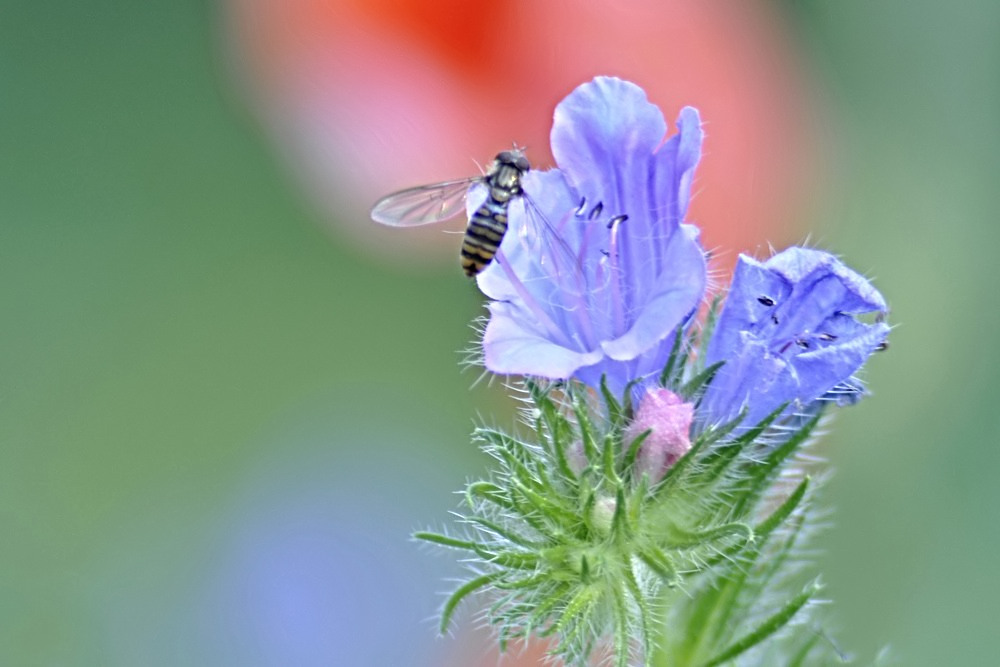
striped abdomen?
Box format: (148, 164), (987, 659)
(460, 154), (527, 276)
(461, 196), (512, 276)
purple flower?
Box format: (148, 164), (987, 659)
(475, 77), (706, 396)
(700, 247), (890, 428)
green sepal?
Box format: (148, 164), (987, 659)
(651, 411), (741, 500)
(621, 428), (651, 481)
(600, 374), (625, 429)
(688, 403), (787, 495)
(621, 376), (645, 420)
(610, 485), (630, 541)
(695, 294), (725, 369)
(637, 545), (678, 584)
(601, 429), (622, 486)
(680, 360), (724, 401)
(659, 326), (687, 388)
(527, 378), (574, 456)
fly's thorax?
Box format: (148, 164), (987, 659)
(489, 183), (517, 203)
(488, 163), (524, 197)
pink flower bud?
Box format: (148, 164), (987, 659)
(625, 388), (694, 482)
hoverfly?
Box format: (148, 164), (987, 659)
(370, 150), (532, 276)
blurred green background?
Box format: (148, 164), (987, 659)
(1, 1), (996, 664)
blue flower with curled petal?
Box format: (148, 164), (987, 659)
(474, 77), (706, 397)
(700, 247), (890, 428)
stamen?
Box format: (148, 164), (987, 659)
(564, 218), (597, 349)
(606, 214), (628, 230)
(588, 201), (604, 220)
(757, 296), (776, 307)
(575, 197), (588, 217)
(493, 250), (573, 349)
(607, 213), (626, 337)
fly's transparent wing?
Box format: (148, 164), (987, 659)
(370, 178), (478, 227)
(504, 192), (593, 299)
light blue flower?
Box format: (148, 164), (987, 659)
(700, 247), (890, 427)
(476, 77), (706, 396)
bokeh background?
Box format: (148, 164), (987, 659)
(1, 0), (996, 664)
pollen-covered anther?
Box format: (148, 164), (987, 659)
(625, 388), (694, 482)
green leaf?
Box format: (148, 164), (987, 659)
(477, 548), (540, 570)
(413, 531), (481, 551)
(730, 410), (822, 518)
(549, 586), (597, 637)
(439, 573), (502, 633)
(513, 480), (578, 527)
(622, 560), (652, 653)
(702, 580), (821, 666)
(610, 579), (631, 667)
(700, 476), (811, 572)
(665, 521), (753, 550)
(692, 485), (813, 647)
(494, 573), (551, 590)
(787, 631), (823, 666)
(465, 516), (544, 549)
(696, 487), (812, 649)
(466, 481), (515, 512)
(527, 582), (571, 630)
(755, 476), (810, 541)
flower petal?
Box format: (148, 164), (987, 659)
(551, 77), (667, 216)
(652, 106), (704, 229)
(475, 77), (708, 394)
(600, 225), (705, 360)
(702, 247), (890, 426)
(483, 300), (604, 377)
